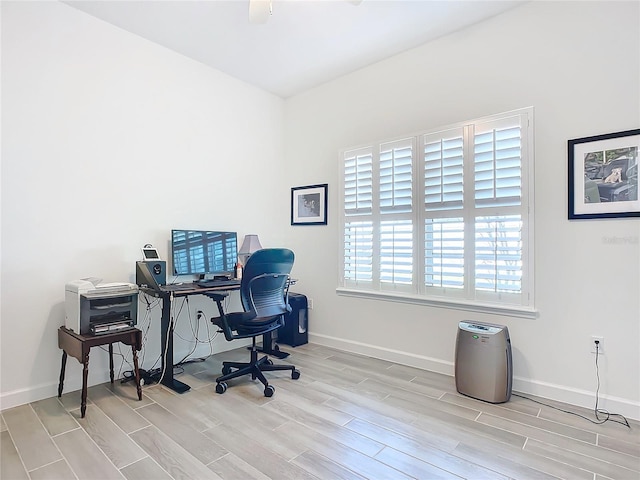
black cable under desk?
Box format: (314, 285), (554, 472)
(141, 282), (241, 393)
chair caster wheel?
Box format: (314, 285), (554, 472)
(222, 366), (232, 375)
(265, 358), (274, 365)
(291, 369), (301, 380)
(216, 382), (227, 394)
(264, 385), (275, 397)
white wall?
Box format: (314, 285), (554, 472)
(284, 1), (640, 419)
(1, 2), (286, 408)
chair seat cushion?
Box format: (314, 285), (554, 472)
(212, 311), (283, 338)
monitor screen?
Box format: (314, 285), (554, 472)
(171, 230), (238, 277)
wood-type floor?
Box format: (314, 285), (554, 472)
(2, 343), (639, 479)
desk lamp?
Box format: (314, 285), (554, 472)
(238, 234), (263, 267)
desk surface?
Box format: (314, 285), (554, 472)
(140, 282), (241, 296)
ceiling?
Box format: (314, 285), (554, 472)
(64, 0), (524, 98)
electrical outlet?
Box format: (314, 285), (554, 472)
(591, 336), (604, 354)
(308, 298), (314, 310)
(196, 310), (205, 321)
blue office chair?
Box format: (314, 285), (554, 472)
(205, 248), (300, 396)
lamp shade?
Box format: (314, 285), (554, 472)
(238, 234), (262, 262)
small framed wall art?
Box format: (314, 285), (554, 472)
(291, 184), (328, 225)
(568, 129), (640, 219)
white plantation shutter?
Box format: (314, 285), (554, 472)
(344, 221), (373, 283)
(475, 216), (523, 292)
(424, 130), (464, 211)
(340, 108), (534, 312)
(343, 147), (374, 285)
(380, 220), (413, 284)
(378, 139), (414, 289)
(472, 114), (527, 300)
(474, 118), (522, 208)
(380, 139), (413, 214)
(423, 128), (466, 294)
(424, 218), (464, 288)
(344, 148), (373, 215)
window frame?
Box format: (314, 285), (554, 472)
(338, 107), (536, 318)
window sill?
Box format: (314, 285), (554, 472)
(335, 287), (538, 319)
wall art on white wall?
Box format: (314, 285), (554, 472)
(291, 184), (328, 225)
(568, 129), (640, 219)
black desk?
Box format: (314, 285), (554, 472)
(141, 283), (240, 393)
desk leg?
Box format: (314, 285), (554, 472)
(58, 351), (67, 397)
(109, 343), (115, 384)
(131, 344), (142, 401)
(81, 351), (90, 418)
(160, 293), (190, 393)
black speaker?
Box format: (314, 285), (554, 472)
(279, 293), (308, 347)
(136, 261), (167, 289)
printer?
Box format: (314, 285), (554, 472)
(65, 278), (138, 335)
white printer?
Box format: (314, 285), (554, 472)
(65, 278), (139, 335)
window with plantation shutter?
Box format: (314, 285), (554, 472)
(339, 107), (535, 315)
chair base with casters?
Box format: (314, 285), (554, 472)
(215, 335), (300, 396)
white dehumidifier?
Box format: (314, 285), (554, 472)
(455, 321), (512, 403)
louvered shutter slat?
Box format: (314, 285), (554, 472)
(344, 221), (373, 282)
(380, 139), (413, 214)
(344, 149), (373, 215)
(424, 132), (464, 211)
(474, 124), (522, 208)
(425, 218), (464, 288)
(380, 220), (413, 284)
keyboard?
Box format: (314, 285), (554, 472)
(196, 278), (241, 288)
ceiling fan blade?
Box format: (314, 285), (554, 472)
(249, 0), (272, 24)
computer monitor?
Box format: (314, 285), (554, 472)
(171, 230), (238, 278)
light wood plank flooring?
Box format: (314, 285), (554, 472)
(2, 343), (639, 479)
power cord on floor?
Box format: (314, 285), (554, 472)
(514, 342), (630, 429)
(121, 368), (162, 386)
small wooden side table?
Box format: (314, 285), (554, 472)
(57, 326), (142, 418)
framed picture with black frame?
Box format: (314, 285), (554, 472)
(568, 129), (640, 219)
(291, 184), (328, 225)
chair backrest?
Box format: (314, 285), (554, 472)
(240, 248), (294, 317)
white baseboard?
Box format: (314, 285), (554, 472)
(0, 374), (108, 412)
(309, 332), (454, 375)
(512, 377), (640, 422)
(0, 340), (251, 413)
(308, 333), (640, 422)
